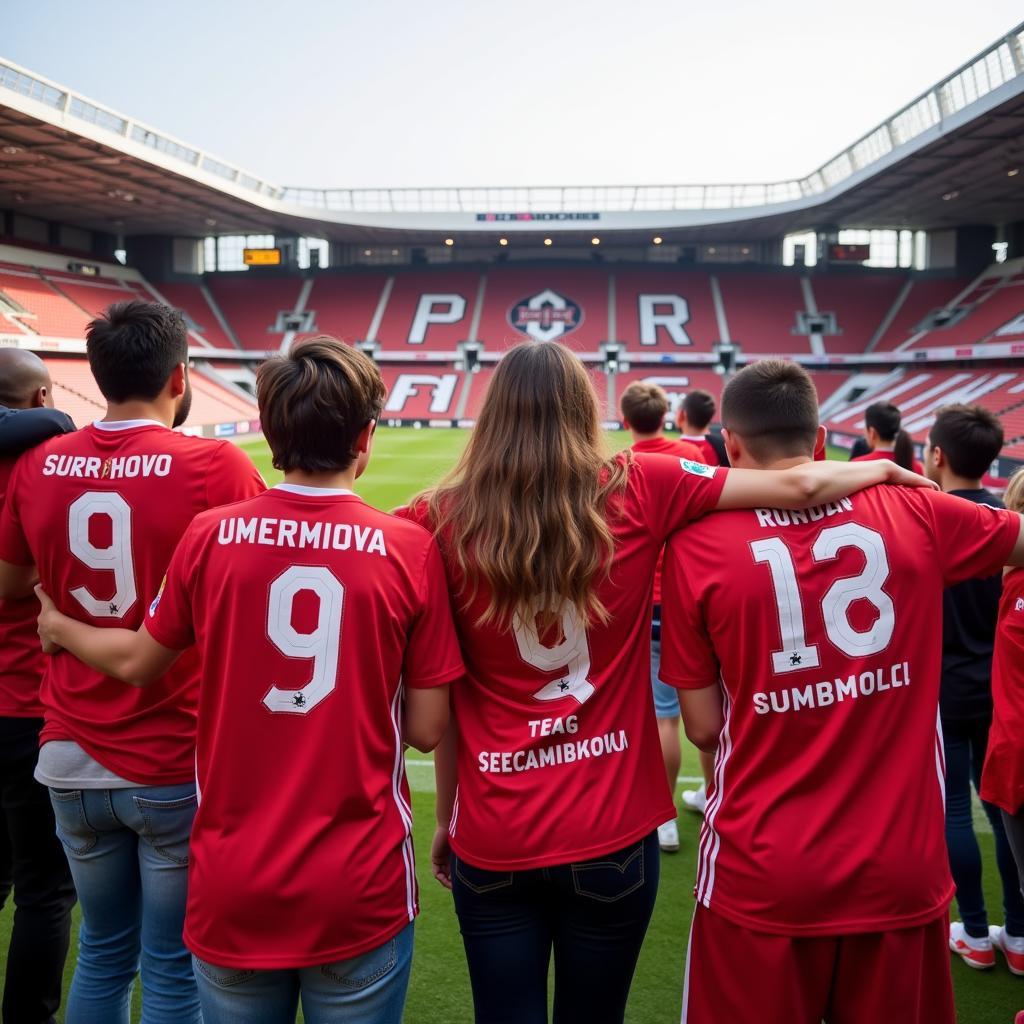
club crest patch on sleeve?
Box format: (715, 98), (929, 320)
(148, 576), (167, 617)
(679, 458), (716, 479)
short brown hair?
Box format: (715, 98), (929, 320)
(928, 404), (1003, 480)
(683, 389), (716, 431)
(257, 336), (385, 474)
(620, 381), (669, 434)
(721, 360), (819, 463)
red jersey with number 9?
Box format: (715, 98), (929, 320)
(398, 451), (728, 870)
(660, 485), (1021, 935)
(146, 485), (465, 967)
(0, 421), (265, 783)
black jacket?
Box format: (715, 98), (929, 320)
(0, 406), (75, 456)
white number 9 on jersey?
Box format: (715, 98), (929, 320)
(264, 565), (344, 715)
(513, 602), (595, 705)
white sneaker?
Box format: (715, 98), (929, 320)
(681, 784), (707, 815)
(949, 921), (995, 970)
(990, 925), (1024, 975)
(657, 819), (680, 852)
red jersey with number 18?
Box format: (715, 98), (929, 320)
(0, 421), (265, 782)
(399, 451), (727, 871)
(660, 485), (1021, 936)
(146, 485), (465, 968)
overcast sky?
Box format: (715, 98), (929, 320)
(4, 1), (1022, 189)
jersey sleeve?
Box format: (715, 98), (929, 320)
(145, 527), (198, 651)
(0, 459), (33, 566)
(659, 534), (720, 689)
(635, 452), (728, 544)
(204, 443), (266, 509)
(392, 499), (433, 531)
(402, 538), (464, 689)
(0, 407), (75, 456)
(919, 489), (1022, 586)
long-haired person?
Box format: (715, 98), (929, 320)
(399, 342), (932, 1024)
(33, 339), (463, 1024)
(982, 468), (1024, 978)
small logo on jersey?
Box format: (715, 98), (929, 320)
(101, 459), (112, 479)
(679, 458), (716, 479)
(108, 602), (119, 615)
(292, 692), (307, 708)
(790, 653), (803, 666)
(509, 289), (582, 343)
(148, 576), (167, 618)
(1016, 597), (1024, 613)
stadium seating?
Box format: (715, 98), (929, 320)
(908, 273), (1024, 349)
(869, 277), (970, 351)
(206, 275), (304, 350)
(375, 270), (482, 350)
(306, 272), (388, 343)
(377, 364), (467, 420)
(613, 270), (719, 352)
(40, 272), (138, 321)
(0, 265), (92, 338)
(153, 282), (237, 349)
(808, 273), (905, 354)
(716, 271), (809, 354)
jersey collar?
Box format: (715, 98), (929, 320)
(92, 419), (167, 431)
(274, 483), (356, 497)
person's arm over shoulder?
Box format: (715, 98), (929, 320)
(659, 532), (724, 752)
(204, 441), (266, 508)
(402, 533), (464, 751)
(716, 457), (934, 513)
(0, 406), (75, 456)
(917, 488), (1024, 583)
(636, 452), (729, 543)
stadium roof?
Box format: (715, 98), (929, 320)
(1, 23), (1023, 245)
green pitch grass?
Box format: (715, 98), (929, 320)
(1, 429), (1017, 1022)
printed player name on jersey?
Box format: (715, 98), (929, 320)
(217, 516), (388, 556)
(753, 660), (910, 715)
(478, 728), (629, 774)
(754, 496), (854, 529)
(42, 453), (172, 479)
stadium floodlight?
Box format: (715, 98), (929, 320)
(652, 236), (663, 245)
(591, 237), (600, 246)
(444, 238), (455, 246)
(543, 238), (553, 247)
(499, 238), (509, 246)
(1009, 168), (1021, 177)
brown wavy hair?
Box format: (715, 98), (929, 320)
(425, 342), (628, 629)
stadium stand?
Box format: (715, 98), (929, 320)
(306, 272), (388, 343)
(41, 273), (137, 321)
(613, 270), (719, 352)
(476, 268), (610, 352)
(374, 270), (481, 350)
(716, 271), (809, 354)
(907, 270), (1024, 349)
(869, 277), (971, 351)
(808, 273), (905, 354)
(379, 364), (466, 420)
(152, 282), (238, 349)
(206, 274), (304, 350)
(0, 265), (92, 337)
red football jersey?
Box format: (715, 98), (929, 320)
(0, 421), (265, 783)
(399, 452), (728, 870)
(630, 437), (705, 605)
(146, 485), (464, 968)
(981, 568), (1024, 815)
(681, 435), (722, 467)
(851, 449), (925, 477)
(0, 456), (44, 717)
(660, 486), (1021, 936)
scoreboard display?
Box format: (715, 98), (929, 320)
(828, 243), (870, 263)
(243, 248), (282, 266)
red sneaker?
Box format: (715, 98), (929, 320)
(949, 922), (995, 970)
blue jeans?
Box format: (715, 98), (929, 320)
(452, 832), (660, 1024)
(192, 921), (414, 1024)
(943, 716), (1024, 938)
(49, 784), (200, 1024)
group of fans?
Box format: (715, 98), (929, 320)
(0, 299), (1022, 1024)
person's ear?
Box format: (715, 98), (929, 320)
(814, 425), (827, 459)
(33, 385), (49, 409)
(355, 420), (375, 454)
(168, 363), (186, 399)
(931, 445), (946, 469)
(722, 428), (742, 464)
(621, 416), (631, 431)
